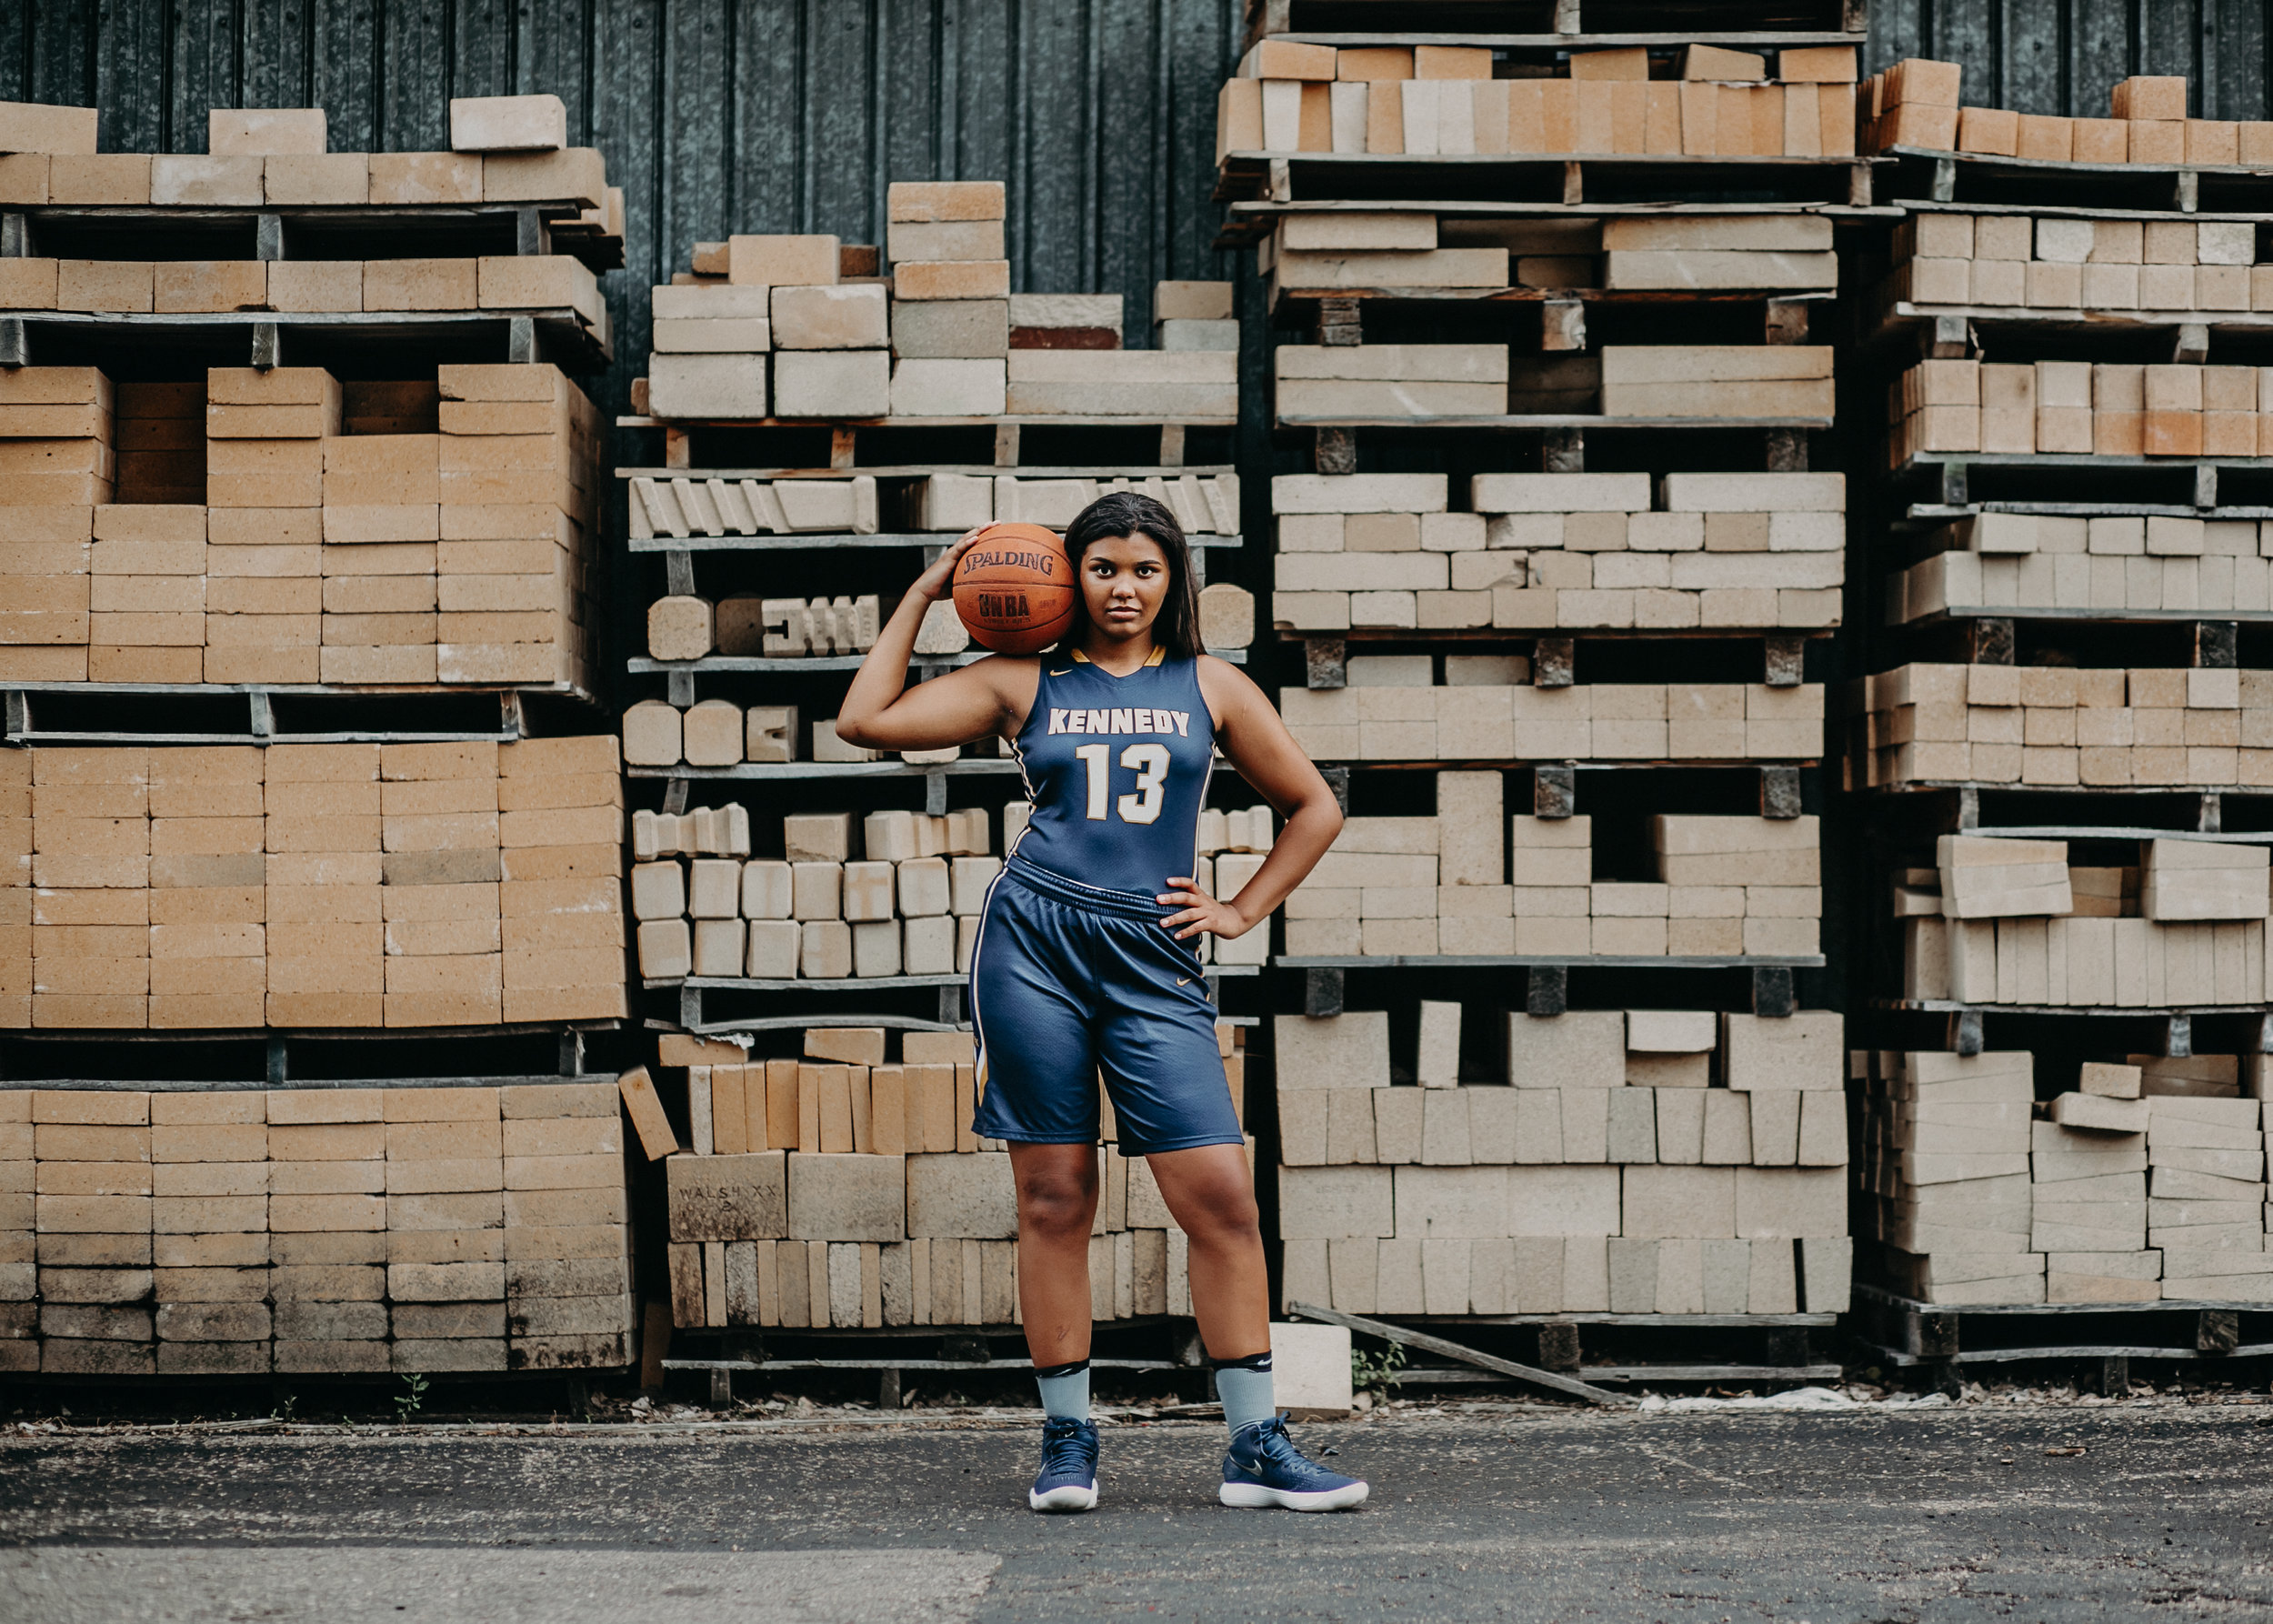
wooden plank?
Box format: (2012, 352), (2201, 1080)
(1396, 1363), (1847, 1383)
(1853, 1282), (2273, 1315)
(1286, 1301), (1638, 1408)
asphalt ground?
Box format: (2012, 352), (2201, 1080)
(3, 1399), (2270, 1622)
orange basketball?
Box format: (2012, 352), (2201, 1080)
(952, 522), (1078, 655)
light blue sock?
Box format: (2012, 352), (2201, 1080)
(1035, 1358), (1090, 1421)
(1213, 1352), (1277, 1435)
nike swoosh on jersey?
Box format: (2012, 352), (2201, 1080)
(1175, 977), (1193, 987)
(1050, 668), (1072, 676)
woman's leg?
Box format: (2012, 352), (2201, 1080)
(1009, 1142), (1101, 1367)
(1146, 1143), (1269, 1358)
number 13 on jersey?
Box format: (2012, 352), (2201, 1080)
(1074, 742), (1171, 825)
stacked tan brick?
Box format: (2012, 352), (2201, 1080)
(0, 364), (598, 691)
(1277, 1010), (1852, 1316)
(643, 182), (1236, 424)
(1, 1082), (631, 1375)
(2, 741), (625, 1031)
(654, 1025), (1249, 1329)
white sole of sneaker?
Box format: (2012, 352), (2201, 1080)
(1028, 1482), (1099, 1513)
(1217, 1480), (1369, 1512)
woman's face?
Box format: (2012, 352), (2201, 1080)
(1077, 531), (1172, 642)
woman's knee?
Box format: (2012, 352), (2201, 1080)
(1016, 1168), (1096, 1236)
(1178, 1178), (1260, 1242)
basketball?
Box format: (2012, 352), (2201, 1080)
(951, 522), (1077, 655)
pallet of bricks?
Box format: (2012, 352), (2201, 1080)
(1212, 13), (1865, 211)
(636, 1022), (1250, 1336)
(0, 93), (640, 1382)
(0, 1079), (635, 1378)
(612, 178), (1266, 1350)
(1849, 61), (2273, 1336)
(0, 95), (617, 701)
(1225, 5), (1858, 1366)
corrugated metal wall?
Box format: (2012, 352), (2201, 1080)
(0, 0), (1246, 404)
(1869, 0), (2272, 119)
(10, 1), (2270, 400)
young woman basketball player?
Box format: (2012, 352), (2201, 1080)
(837, 491), (1366, 1514)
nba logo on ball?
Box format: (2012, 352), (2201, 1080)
(954, 522), (1079, 655)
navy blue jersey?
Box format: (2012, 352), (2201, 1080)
(1006, 648), (1216, 897)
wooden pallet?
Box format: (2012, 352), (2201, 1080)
(2, 306), (608, 372)
(620, 416), (1224, 474)
(1876, 145), (2273, 216)
(1852, 1282), (2273, 1395)
(14, 198), (621, 268)
(665, 1350), (1183, 1408)
(0, 1025), (618, 1088)
(4, 683), (594, 746)
(1297, 959), (1813, 1018)
(659, 969), (1261, 1035)
(1217, 150), (1873, 211)
(1893, 452), (2273, 512)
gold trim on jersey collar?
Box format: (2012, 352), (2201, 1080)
(1068, 648), (1166, 667)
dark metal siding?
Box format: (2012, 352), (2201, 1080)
(3, 0), (1246, 401)
(1867, 0), (2273, 119)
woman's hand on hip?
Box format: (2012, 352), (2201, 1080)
(1157, 877), (1253, 941)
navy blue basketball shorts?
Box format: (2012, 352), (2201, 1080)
(969, 854), (1246, 1155)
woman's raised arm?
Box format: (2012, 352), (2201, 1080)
(834, 531), (1036, 752)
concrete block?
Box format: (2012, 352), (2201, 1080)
(1277, 1165), (1394, 1238)
(788, 1153), (906, 1242)
(210, 108), (326, 155)
(1606, 1088), (1657, 1163)
(665, 1152), (787, 1242)
(1506, 1165), (1620, 1234)
(450, 95), (566, 152)
(893, 299), (1009, 359)
(1270, 1320), (1353, 1418)
(1622, 1164), (1736, 1238)
(906, 1151), (1016, 1238)
(1734, 1166), (1846, 1238)
(1722, 1011), (1843, 1090)
(773, 351), (890, 418)
(772, 284), (889, 349)
(1507, 1010), (1624, 1088)
(648, 355), (766, 419)
(1274, 1012), (1390, 1088)
(891, 357), (1006, 416)
(1416, 1000), (1462, 1088)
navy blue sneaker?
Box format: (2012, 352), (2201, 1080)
(1028, 1416), (1100, 1512)
(1218, 1416), (1368, 1511)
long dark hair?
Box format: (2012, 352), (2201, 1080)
(1061, 491), (1202, 660)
